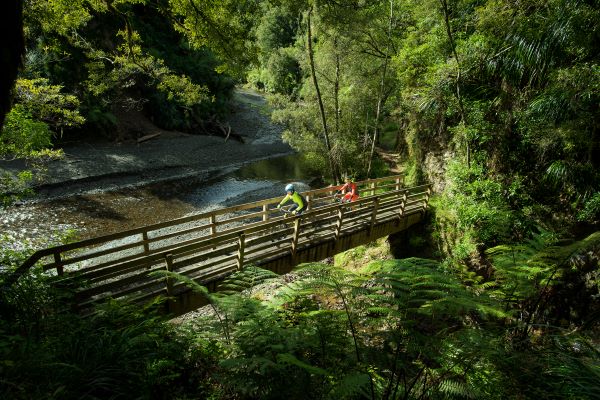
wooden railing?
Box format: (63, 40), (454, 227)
(9, 175), (431, 312)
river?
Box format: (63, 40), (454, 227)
(0, 153), (321, 254)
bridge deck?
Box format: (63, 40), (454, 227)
(12, 175), (431, 315)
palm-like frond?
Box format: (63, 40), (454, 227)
(438, 379), (479, 399)
(545, 159), (599, 202)
(217, 265), (279, 295)
(487, 231), (600, 298)
(326, 371), (372, 400)
(488, 1), (576, 88)
(370, 258), (504, 320)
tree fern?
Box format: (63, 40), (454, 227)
(438, 379), (478, 399)
(217, 265), (279, 295)
(361, 258), (507, 400)
(486, 231), (600, 338)
(326, 371), (372, 400)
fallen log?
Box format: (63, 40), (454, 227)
(137, 132), (161, 144)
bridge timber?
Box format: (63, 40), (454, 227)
(12, 175), (431, 316)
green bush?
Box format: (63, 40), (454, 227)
(0, 105), (52, 157)
(0, 171), (33, 206)
(577, 192), (600, 223)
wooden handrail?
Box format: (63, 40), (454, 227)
(7, 176), (431, 305)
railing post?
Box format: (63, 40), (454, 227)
(236, 233), (245, 270)
(306, 194), (312, 211)
(164, 253), (174, 296)
(370, 181), (376, 196)
(397, 190), (408, 225)
(334, 206), (344, 241)
(423, 185), (432, 211)
(263, 204), (269, 221)
(142, 231), (150, 254)
(210, 214), (217, 249)
(291, 218), (301, 256)
(54, 253), (63, 276)
(395, 177), (401, 191)
(210, 214), (217, 238)
(142, 231), (151, 270)
(369, 197), (379, 238)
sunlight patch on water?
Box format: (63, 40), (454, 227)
(183, 177), (275, 213)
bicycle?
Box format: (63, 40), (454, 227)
(266, 204), (297, 246)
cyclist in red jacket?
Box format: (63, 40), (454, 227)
(337, 175), (359, 203)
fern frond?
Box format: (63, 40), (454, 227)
(217, 265), (279, 295)
(276, 353), (329, 376)
(326, 372), (372, 400)
(149, 270), (209, 296)
(487, 231), (600, 301)
(438, 379), (478, 399)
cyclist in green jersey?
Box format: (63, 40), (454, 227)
(277, 183), (306, 215)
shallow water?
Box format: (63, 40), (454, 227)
(1, 154), (319, 251)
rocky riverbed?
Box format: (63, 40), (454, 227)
(0, 88), (305, 252)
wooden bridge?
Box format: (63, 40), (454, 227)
(12, 175), (431, 315)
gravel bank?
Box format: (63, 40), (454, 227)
(0, 88), (296, 251)
(0, 88), (293, 202)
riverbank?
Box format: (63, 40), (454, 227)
(0, 88), (293, 202)
(0, 88), (302, 252)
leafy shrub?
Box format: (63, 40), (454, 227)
(577, 192), (600, 223)
(13, 78), (85, 132)
(263, 48), (301, 95)
(0, 171), (33, 206)
(436, 161), (530, 264)
(0, 105), (52, 157)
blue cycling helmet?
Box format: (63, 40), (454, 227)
(285, 183), (295, 193)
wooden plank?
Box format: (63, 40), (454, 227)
(170, 242), (239, 271)
(184, 255), (238, 280)
(214, 210), (265, 226)
(69, 253), (163, 282)
(76, 269), (157, 299)
(42, 238), (147, 271)
(145, 222), (209, 246)
(80, 277), (165, 306)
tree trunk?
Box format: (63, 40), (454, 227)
(366, 0), (393, 178)
(0, 0), (24, 129)
(307, 8), (340, 184)
(440, 0), (470, 167)
(334, 42), (340, 137)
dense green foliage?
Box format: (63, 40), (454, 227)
(1, 0), (240, 204)
(1, 0), (598, 399)
(4, 0), (238, 144)
(2, 241), (598, 399)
